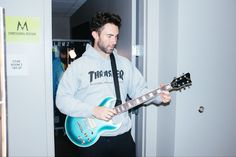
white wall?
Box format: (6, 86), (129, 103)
(0, 0), (54, 156)
(142, 0), (160, 156)
(156, 0), (178, 156)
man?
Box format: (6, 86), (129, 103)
(53, 47), (68, 130)
(56, 12), (171, 157)
(53, 47), (68, 101)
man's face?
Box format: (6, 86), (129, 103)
(93, 23), (119, 54)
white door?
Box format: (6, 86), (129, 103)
(175, 0), (236, 156)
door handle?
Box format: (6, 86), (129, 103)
(198, 106), (204, 113)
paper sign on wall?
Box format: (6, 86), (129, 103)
(7, 54), (29, 76)
(5, 16), (40, 43)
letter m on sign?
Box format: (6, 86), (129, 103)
(17, 21), (28, 31)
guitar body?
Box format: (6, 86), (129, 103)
(65, 97), (122, 147)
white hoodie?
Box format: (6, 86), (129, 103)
(56, 44), (162, 136)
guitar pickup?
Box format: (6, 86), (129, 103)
(86, 118), (96, 129)
(77, 122), (84, 133)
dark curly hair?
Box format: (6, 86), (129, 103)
(90, 12), (121, 33)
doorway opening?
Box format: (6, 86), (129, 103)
(52, 0), (140, 156)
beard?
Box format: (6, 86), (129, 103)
(97, 41), (115, 54)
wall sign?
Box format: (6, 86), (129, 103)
(5, 16), (40, 43)
(7, 54), (29, 76)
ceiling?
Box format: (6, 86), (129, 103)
(52, 0), (87, 17)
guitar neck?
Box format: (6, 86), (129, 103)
(114, 84), (172, 114)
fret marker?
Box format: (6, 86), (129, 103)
(116, 108), (120, 113)
(149, 93), (154, 97)
(127, 103), (132, 108)
(157, 89), (161, 94)
(121, 106), (125, 111)
(142, 96), (147, 101)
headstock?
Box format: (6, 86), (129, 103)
(170, 73), (192, 91)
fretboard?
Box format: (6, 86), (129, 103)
(114, 84), (172, 114)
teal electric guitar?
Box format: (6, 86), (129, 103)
(65, 73), (192, 147)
